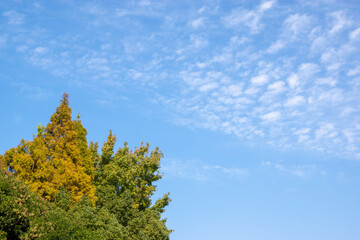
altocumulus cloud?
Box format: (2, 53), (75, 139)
(1, 0), (360, 159)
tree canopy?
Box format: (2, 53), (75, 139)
(0, 94), (171, 240)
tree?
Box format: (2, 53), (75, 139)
(0, 93), (172, 239)
(0, 169), (51, 240)
(0, 170), (124, 240)
(2, 94), (96, 205)
(96, 132), (166, 211)
(95, 132), (172, 239)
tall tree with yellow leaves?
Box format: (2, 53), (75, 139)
(2, 94), (96, 205)
(1, 93), (172, 239)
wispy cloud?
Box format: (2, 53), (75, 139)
(261, 111), (281, 122)
(191, 17), (206, 29)
(282, 14), (313, 39)
(1, 0), (360, 159)
(222, 1), (275, 34)
(161, 158), (248, 182)
(204, 165), (248, 178)
(2, 10), (24, 25)
(262, 161), (325, 179)
(251, 74), (269, 86)
(14, 82), (51, 100)
(267, 40), (285, 53)
(349, 27), (360, 40)
(328, 11), (352, 35)
(284, 96), (306, 107)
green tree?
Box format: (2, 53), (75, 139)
(97, 135), (166, 210)
(0, 169), (125, 240)
(95, 132), (172, 239)
(0, 169), (51, 240)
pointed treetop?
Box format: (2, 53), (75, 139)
(47, 93), (73, 134)
(100, 130), (116, 167)
(62, 93), (69, 104)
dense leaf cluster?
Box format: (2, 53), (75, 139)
(0, 94), (171, 239)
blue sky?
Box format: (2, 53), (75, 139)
(1, 0), (360, 239)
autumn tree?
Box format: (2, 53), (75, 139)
(2, 94), (96, 205)
(0, 93), (172, 239)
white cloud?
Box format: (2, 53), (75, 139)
(283, 14), (312, 39)
(262, 161), (321, 179)
(268, 81), (286, 93)
(340, 107), (356, 116)
(180, 71), (226, 94)
(261, 111), (280, 122)
(350, 27), (360, 40)
(139, 0), (151, 7)
(223, 9), (261, 33)
(128, 69), (143, 80)
(314, 88), (343, 104)
(161, 158), (209, 182)
(162, 158), (248, 182)
(198, 6), (207, 14)
(287, 74), (299, 89)
(212, 52), (232, 64)
(259, 0), (276, 12)
(294, 128), (311, 135)
(318, 44), (354, 71)
(320, 48), (338, 64)
(245, 87), (260, 95)
(196, 62), (208, 68)
(347, 66), (360, 76)
(222, 84), (243, 97)
(311, 36), (328, 53)
(204, 165), (248, 177)
(251, 74), (269, 85)
(191, 17), (206, 28)
(115, 9), (130, 17)
(328, 11), (352, 35)
(199, 82), (218, 92)
(15, 82), (50, 100)
(82, 3), (106, 15)
(342, 129), (356, 144)
(3, 0), (360, 160)
(2, 10), (24, 25)
(284, 96), (306, 107)
(315, 123), (337, 139)
(299, 63), (320, 76)
(33, 47), (48, 54)
(299, 62), (321, 79)
(267, 40), (284, 53)
(190, 35), (209, 49)
(316, 77), (337, 86)
(223, 1), (274, 34)
(230, 36), (248, 46)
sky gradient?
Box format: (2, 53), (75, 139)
(1, 0), (360, 239)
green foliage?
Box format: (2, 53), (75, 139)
(93, 132), (172, 239)
(54, 187), (71, 211)
(97, 136), (165, 211)
(0, 169), (51, 239)
(0, 94), (172, 239)
(38, 196), (124, 240)
(125, 208), (171, 240)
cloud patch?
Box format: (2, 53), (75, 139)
(2, 10), (24, 25)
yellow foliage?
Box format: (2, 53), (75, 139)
(1, 94), (97, 206)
